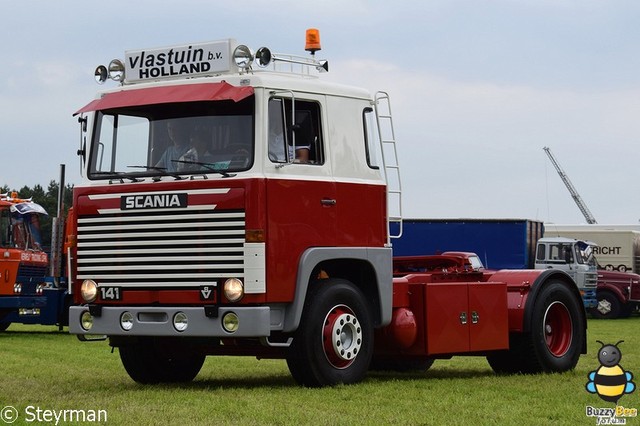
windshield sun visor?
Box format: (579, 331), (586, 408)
(74, 82), (254, 116)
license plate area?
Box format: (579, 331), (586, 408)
(99, 286), (122, 301)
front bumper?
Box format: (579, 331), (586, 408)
(69, 305), (271, 337)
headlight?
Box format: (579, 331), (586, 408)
(223, 278), (244, 302)
(80, 280), (98, 303)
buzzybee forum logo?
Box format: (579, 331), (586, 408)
(585, 340), (637, 424)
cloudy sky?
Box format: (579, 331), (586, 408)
(2, 1), (639, 224)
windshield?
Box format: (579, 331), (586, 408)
(88, 98), (254, 179)
(0, 208), (43, 250)
(575, 241), (596, 266)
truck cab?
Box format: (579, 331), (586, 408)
(534, 237), (597, 308)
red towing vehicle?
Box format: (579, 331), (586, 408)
(0, 185), (70, 330)
(68, 31), (586, 386)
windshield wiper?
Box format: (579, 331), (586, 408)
(91, 171), (142, 184)
(127, 165), (186, 181)
(171, 160), (236, 178)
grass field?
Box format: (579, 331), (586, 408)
(0, 319), (638, 425)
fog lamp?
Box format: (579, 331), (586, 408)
(13, 283), (21, 294)
(80, 279), (98, 303)
(223, 278), (244, 302)
(80, 311), (93, 331)
(120, 311), (134, 331)
(173, 312), (188, 332)
(222, 312), (239, 333)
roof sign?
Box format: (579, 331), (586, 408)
(124, 39), (235, 83)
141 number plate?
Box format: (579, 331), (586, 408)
(100, 287), (122, 301)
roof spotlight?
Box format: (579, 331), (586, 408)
(233, 45), (254, 70)
(94, 65), (108, 84)
(255, 47), (272, 68)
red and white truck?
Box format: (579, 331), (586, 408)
(68, 31), (587, 386)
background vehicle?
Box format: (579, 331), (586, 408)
(545, 225), (640, 273)
(68, 32), (586, 386)
(0, 168), (70, 330)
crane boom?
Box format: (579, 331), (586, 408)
(543, 146), (597, 224)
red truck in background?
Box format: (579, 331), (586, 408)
(591, 269), (640, 319)
(67, 31), (586, 386)
(0, 181), (70, 330)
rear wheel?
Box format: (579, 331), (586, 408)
(286, 279), (373, 387)
(119, 338), (205, 384)
(487, 280), (583, 374)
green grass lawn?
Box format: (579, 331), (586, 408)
(0, 319), (638, 425)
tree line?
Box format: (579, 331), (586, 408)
(2, 181), (74, 249)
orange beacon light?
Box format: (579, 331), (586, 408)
(305, 28), (321, 54)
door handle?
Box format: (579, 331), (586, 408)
(321, 199), (337, 206)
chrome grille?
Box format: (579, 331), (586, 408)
(584, 272), (597, 289)
(77, 209), (245, 287)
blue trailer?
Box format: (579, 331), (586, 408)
(393, 218), (544, 270)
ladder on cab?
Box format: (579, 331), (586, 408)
(374, 91), (402, 245)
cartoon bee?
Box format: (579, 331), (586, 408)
(586, 340), (636, 403)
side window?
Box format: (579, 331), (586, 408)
(268, 97), (324, 165)
(268, 99), (287, 162)
(548, 244), (569, 263)
(363, 107), (382, 169)
(536, 244), (546, 261)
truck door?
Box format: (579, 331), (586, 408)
(265, 95), (336, 298)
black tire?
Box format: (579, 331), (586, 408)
(486, 334), (526, 374)
(590, 291), (622, 319)
(119, 338), (206, 384)
(0, 322), (10, 332)
(286, 279), (373, 387)
(487, 280), (584, 374)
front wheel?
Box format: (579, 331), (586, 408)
(119, 338), (206, 384)
(0, 322), (10, 332)
(590, 291), (622, 319)
(286, 279), (374, 387)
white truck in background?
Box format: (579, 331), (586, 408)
(544, 225), (640, 273)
